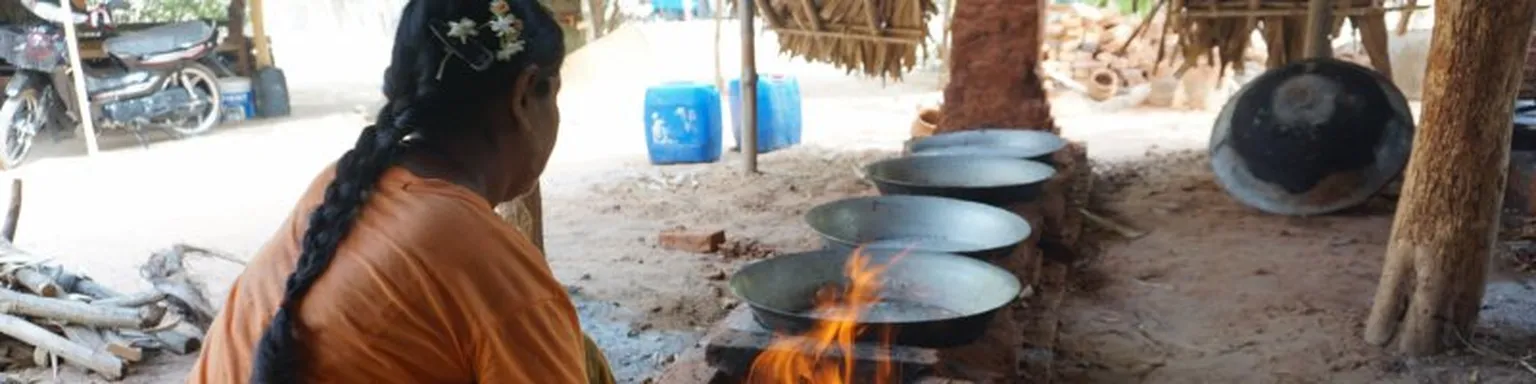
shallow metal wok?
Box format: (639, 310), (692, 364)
(908, 129), (1068, 164)
(864, 155), (1058, 206)
(805, 195), (1033, 260)
(729, 248), (1021, 348)
(1210, 58), (1414, 215)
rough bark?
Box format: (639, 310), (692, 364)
(1363, 0), (1536, 356)
(495, 184), (545, 253)
(938, 0), (1054, 133)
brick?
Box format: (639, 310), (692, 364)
(659, 228), (726, 253)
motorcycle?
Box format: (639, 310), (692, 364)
(0, 0), (223, 169)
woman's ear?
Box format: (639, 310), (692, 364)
(509, 65), (541, 112)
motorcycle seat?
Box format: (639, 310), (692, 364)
(102, 21), (216, 59)
(84, 70), (153, 95)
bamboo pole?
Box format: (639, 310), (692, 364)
(714, 0), (725, 99)
(739, 0), (758, 173)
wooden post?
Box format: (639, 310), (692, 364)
(739, 0), (758, 173)
(249, 0), (273, 68)
(58, 8), (99, 155)
(227, 0), (253, 76)
(938, 0), (1053, 133)
(1302, 0), (1335, 59)
(1364, 0), (1536, 356)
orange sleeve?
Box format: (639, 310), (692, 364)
(470, 298), (588, 383)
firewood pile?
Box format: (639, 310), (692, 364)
(0, 242), (222, 380)
(0, 180), (223, 380)
(1040, 3), (1266, 102)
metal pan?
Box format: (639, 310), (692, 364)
(864, 155), (1057, 206)
(729, 248), (1022, 348)
(805, 195), (1033, 260)
(1210, 58), (1414, 215)
(908, 129), (1068, 164)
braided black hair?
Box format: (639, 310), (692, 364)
(249, 1), (564, 382)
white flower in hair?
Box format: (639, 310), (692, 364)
(489, 15), (517, 36)
(446, 18), (480, 43)
(496, 40), (527, 60)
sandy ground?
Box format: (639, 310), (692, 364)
(1056, 152), (1536, 383)
(1, 18), (1529, 384)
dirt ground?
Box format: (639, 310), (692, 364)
(1054, 151), (1536, 384)
(3, 17), (1527, 384)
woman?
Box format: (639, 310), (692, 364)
(188, 0), (615, 383)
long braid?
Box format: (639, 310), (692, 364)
(250, 106), (414, 384)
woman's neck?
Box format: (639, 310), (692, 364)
(399, 144), (525, 205)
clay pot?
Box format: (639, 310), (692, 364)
(910, 106), (942, 138)
(1086, 68), (1120, 101)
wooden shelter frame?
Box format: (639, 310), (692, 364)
(1147, 0), (1426, 78)
(4, 0), (277, 156)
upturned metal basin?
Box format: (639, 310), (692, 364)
(864, 155), (1057, 206)
(805, 195), (1033, 260)
(908, 129), (1068, 164)
(1210, 58), (1414, 215)
(729, 247), (1021, 348)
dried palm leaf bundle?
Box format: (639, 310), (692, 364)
(733, 0), (937, 80)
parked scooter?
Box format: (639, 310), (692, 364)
(0, 0), (223, 169)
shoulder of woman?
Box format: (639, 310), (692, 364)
(349, 187), (558, 291)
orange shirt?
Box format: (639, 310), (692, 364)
(189, 166), (587, 383)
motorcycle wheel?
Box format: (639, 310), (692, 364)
(0, 89), (45, 170)
(162, 63), (223, 137)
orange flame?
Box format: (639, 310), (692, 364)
(746, 246), (907, 384)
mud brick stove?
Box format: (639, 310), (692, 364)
(658, 143), (1090, 383)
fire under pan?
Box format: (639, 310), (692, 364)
(702, 306), (988, 383)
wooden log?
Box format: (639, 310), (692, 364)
(47, 266), (123, 300)
(91, 291), (166, 307)
(1363, 0), (1536, 356)
(142, 247), (218, 329)
(60, 326), (108, 368)
(101, 331), (142, 363)
(151, 322), (203, 355)
(0, 289), (163, 329)
(0, 241), (61, 297)
(9, 268), (59, 298)
(0, 314), (122, 379)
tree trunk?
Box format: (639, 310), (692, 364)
(938, 0), (1053, 133)
(1363, 0), (1536, 356)
(495, 185), (545, 253)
